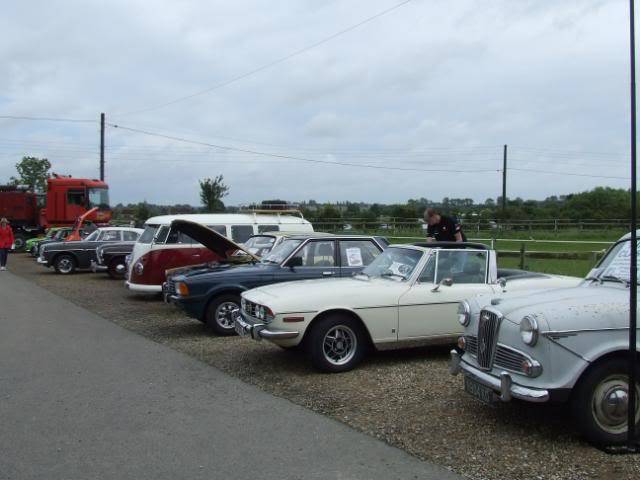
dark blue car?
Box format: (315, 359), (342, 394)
(165, 220), (388, 335)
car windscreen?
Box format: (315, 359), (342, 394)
(244, 235), (276, 256)
(84, 230), (100, 242)
(596, 239), (640, 282)
(261, 239), (303, 264)
(138, 225), (159, 244)
(362, 247), (423, 280)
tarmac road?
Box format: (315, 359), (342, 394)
(0, 269), (460, 480)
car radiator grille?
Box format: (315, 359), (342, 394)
(166, 279), (176, 296)
(476, 309), (502, 369)
(242, 300), (258, 318)
(465, 336), (527, 373)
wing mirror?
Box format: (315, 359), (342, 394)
(431, 277), (453, 292)
(287, 256), (303, 269)
(498, 277), (507, 291)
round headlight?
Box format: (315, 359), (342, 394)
(457, 301), (471, 326)
(520, 315), (539, 346)
(134, 261), (144, 275)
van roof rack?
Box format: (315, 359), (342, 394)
(238, 203), (304, 218)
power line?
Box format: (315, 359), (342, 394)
(0, 115), (95, 123)
(113, 0), (415, 117)
(107, 122), (500, 174)
(510, 167), (629, 180)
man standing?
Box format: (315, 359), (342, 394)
(424, 208), (466, 242)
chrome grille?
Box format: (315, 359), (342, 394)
(242, 299), (258, 318)
(476, 309), (501, 369)
(166, 279), (176, 295)
(465, 336), (527, 374)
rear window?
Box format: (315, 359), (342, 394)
(138, 225), (158, 244)
(123, 231), (140, 241)
(231, 225), (254, 243)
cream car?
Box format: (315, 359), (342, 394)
(235, 243), (581, 372)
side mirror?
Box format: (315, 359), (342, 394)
(498, 277), (507, 291)
(431, 277), (453, 292)
(287, 256), (303, 268)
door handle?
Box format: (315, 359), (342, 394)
(322, 271), (334, 276)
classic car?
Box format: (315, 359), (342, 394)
(38, 227), (143, 274)
(92, 241), (138, 279)
(166, 219), (388, 335)
(235, 243), (582, 372)
(451, 232), (640, 447)
(30, 227), (89, 257)
(25, 227), (63, 255)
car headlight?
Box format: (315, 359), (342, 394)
(457, 301), (471, 326)
(134, 261), (144, 275)
(520, 315), (539, 346)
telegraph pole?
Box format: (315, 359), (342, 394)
(100, 112), (105, 181)
(501, 144), (507, 212)
(627, 0), (638, 451)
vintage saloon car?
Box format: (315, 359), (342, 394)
(166, 219), (388, 335)
(38, 227), (143, 274)
(92, 241), (138, 279)
(451, 232), (640, 447)
(235, 243), (581, 372)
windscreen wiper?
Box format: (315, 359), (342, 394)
(599, 275), (630, 287)
(380, 272), (406, 280)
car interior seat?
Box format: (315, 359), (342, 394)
(314, 243), (335, 267)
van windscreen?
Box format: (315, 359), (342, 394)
(231, 225), (254, 243)
(138, 225), (159, 244)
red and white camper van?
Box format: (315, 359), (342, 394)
(126, 213), (314, 293)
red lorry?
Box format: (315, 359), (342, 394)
(0, 174), (112, 250)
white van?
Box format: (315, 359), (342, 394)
(126, 212), (313, 293)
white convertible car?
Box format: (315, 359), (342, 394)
(235, 242), (582, 372)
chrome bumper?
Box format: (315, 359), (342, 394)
(90, 260), (107, 273)
(450, 350), (549, 403)
(37, 256), (48, 265)
(234, 313), (299, 340)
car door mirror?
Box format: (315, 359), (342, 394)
(497, 277), (507, 291)
(431, 277), (453, 292)
(287, 256), (303, 269)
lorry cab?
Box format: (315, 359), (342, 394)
(126, 212), (314, 293)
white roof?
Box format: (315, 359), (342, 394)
(144, 213), (310, 226)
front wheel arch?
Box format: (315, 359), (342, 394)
(301, 309), (374, 350)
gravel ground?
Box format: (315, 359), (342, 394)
(9, 254), (640, 480)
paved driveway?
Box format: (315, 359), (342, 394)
(0, 270), (460, 480)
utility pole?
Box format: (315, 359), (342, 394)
(501, 144), (507, 212)
(100, 112), (105, 181)
(627, 0), (638, 452)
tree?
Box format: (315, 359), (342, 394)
(11, 156), (51, 191)
(135, 201), (152, 223)
(199, 175), (229, 213)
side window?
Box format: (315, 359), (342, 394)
(165, 228), (194, 245)
(123, 231), (139, 241)
(436, 250), (487, 284)
(231, 225), (254, 243)
(206, 225), (227, 236)
(289, 241), (335, 267)
(67, 189), (85, 206)
(102, 231), (121, 241)
(418, 254), (436, 283)
(155, 226), (170, 244)
(339, 240), (381, 267)
(258, 225), (280, 233)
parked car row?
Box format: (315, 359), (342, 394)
(25, 213), (640, 448)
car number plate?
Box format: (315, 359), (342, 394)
(464, 375), (496, 405)
(235, 318), (248, 337)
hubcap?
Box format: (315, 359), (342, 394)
(592, 374), (640, 435)
(14, 238), (24, 249)
(115, 263), (126, 274)
(322, 325), (357, 366)
(58, 258), (73, 273)
(215, 302), (239, 329)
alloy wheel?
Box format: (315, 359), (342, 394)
(322, 325), (357, 366)
(215, 302), (239, 329)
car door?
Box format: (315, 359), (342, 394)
(279, 239), (339, 281)
(337, 239), (383, 276)
(398, 249), (496, 340)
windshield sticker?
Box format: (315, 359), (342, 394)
(345, 248), (363, 267)
(602, 241), (640, 280)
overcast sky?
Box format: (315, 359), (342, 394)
(0, 0), (633, 206)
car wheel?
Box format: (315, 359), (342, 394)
(54, 254), (76, 274)
(107, 257), (127, 279)
(307, 314), (367, 373)
(204, 294), (240, 336)
(13, 233), (26, 251)
(571, 357), (640, 447)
